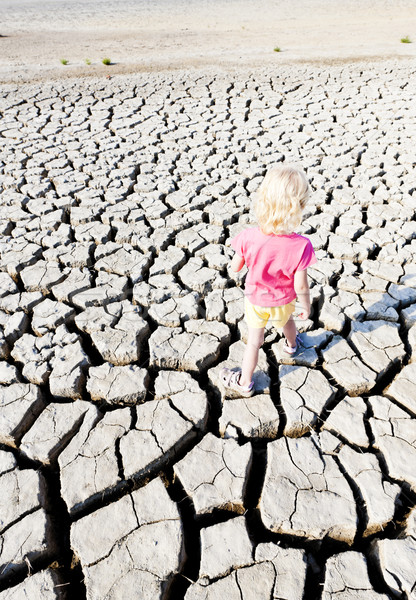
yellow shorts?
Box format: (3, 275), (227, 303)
(245, 298), (296, 329)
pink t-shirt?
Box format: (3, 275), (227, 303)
(231, 227), (316, 307)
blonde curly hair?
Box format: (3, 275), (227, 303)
(254, 164), (309, 235)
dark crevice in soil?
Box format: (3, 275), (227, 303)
(363, 395), (376, 446)
(114, 437), (125, 481)
(69, 478), (132, 523)
(199, 324), (242, 438)
(165, 472), (200, 600)
(367, 483), (416, 545)
(314, 385), (345, 433)
(303, 554), (323, 600)
(333, 455), (368, 542)
(363, 548), (400, 600)
(244, 441), (268, 544)
(369, 359), (406, 399)
(72, 329), (104, 369)
(265, 345), (287, 438)
(44, 464), (87, 600)
(193, 508), (243, 530)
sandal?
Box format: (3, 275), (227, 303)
(220, 368), (254, 398)
(283, 334), (302, 355)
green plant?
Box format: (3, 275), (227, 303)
(401, 36), (411, 43)
(84, 58), (91, 65)
(102, 57), (111, 65)
(60, 58), (68, 65)
(273, 46), (281, 53)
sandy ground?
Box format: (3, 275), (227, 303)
(0, 0), (416, 84)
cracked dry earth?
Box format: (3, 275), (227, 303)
(0, 61), (416, 600)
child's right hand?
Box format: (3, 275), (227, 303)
(297, 308), (310, 320)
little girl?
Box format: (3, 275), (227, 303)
(220, 164), (316, 397)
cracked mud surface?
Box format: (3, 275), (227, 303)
(1, 61), (416, 599)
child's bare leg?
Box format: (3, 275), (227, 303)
(240, 326), (264, 387)
(283, 315), (297, 348)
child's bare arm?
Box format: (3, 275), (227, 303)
(294, 268), (311, 320)
(231, 253), (245, 272)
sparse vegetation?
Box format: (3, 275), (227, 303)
(84, 58), (92, 65)
(274, 47), (281, 53)
(60, 58), (68, 65)
(102, 57), (111, 65)
(401, 36), (411, 43)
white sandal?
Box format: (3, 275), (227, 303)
(283, 334), (302, 355)
(220, 368), (254, 398)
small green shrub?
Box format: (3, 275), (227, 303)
(401, 36), (411, 43)
(102, 57), (111, 65)
(60, 58), (68, 65)
(273, 47), (281, 53)
(84, 58), (92, 65)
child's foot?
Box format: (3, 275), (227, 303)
(283, 334), (302, 355)
(220, 368), (254, 398)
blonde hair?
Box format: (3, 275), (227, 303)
(255, 164), (309, 235)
